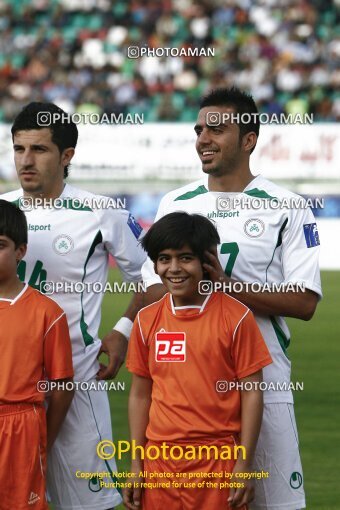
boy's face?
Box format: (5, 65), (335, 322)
(155, 244), (206, 306)
(0, 235), (26, 282)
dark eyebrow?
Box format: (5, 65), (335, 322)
(13, 144), (49, 150)
(31, 144), (49, 149)
(194, 123), (228, 133)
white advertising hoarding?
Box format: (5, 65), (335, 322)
(1, 123), (339, 181)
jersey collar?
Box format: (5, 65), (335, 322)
(203, 173), (262, 193)
(169, 293), (211, 315)
(0, 283), (29, 305)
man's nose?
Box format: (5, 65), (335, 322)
(198, 128), (212, 145)
(20, 150), (35, 167)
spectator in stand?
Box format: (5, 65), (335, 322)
(0, 0), (338, 122)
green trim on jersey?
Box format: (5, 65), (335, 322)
(174, 185), (208, 201)
(244, 188), (278, 201)
(87, 391), (121, 495)
(11, 198), (20, 207)
(62, 198), (92, 211)
(265, 218), (288, 282)
(270, 316), (290, 357)
(174, 185), (277, 202)
(80, 231), (103, 346)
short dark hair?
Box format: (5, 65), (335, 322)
(200, 87), (259, 152)
(141, 212), (220, 264)
(0, 200), (28, 247)
(11, 102), (78, 178)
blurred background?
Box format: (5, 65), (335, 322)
(0, 0), (339, 122)
(0, 2), (339, 506)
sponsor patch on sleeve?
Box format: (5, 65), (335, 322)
(303, 223), (320, 248)
(127, 213), (143, 239)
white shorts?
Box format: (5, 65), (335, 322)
(47, 384), (122, 510)
(250, 403), (305, 510)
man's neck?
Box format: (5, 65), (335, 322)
(23, 182), (65, 201)
(208, 171), (255, 192)
(0, 278), (25, 300)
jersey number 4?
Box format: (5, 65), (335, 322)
(221, 242), (239, 277)
(17, 260), (47, 291)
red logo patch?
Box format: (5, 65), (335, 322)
(155, 331), (186, 362)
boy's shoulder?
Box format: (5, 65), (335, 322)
(205, 292), (250, 328)
(22, 285), (66, 320)
(217, 291), (249, 313)
(137, 293), (168, 320)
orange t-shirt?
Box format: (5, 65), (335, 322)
(127, 292), (272, 442)
(0, 284), (74, 404)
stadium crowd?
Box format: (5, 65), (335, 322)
(0, 0), (338, 122)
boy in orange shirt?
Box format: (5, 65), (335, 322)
(0, 200), (74, 510)
(124, 212), (272, 510)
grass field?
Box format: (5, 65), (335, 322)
(54, 270), (340, 509)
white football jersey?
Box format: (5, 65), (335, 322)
(142, 174), (322, 404)
(2, 184), (147, 381)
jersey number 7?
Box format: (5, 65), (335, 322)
(221, 242), (239, 277)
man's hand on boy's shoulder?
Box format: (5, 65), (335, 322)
(96, 330), (128, 380)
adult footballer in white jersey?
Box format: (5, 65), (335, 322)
(142, 88), (322, 510)
(1, 102), (147, 510)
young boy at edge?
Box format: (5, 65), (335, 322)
(0, 200), (74, 510)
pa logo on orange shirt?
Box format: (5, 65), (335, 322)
(155, 331), (186, 362)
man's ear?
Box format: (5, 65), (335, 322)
(153, 262), (159, 275)
(61, 147), (75, 168)
(15, 243), (27, 263)
(242, 132), (257, 153)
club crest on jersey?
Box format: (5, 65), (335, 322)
(155, 331), (186, 362)
(303, 223), (320, 248)
(53, 234), (74, 255)
(244, 219), (265, 238)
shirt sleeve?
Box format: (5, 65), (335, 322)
(141, 193), (169, 288)
(126, 314), (151, 378)
(232, 309), (273, 380)
(99, 207), (147, 282)
(44, 312), (74, 381)
(281, 205), (322, 298)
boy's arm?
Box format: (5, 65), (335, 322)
(43, 310), (74, 451)
(46, 378), (74, 451)
(123, 374), (152, 510)
(228, 369), (263, 508)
